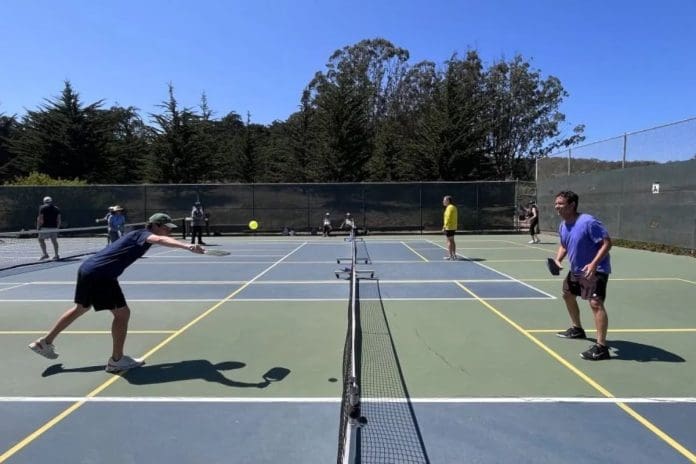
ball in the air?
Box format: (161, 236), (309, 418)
(249, 220), (259, 230)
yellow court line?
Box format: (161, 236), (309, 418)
(528, 328), (696, 334)
(400, 241), (428, 262)
(0, 241), (309, 464)
(453, 281), (696, 463)
(0, 330), (177, 335)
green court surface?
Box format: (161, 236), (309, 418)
(1, 233), (694, 463)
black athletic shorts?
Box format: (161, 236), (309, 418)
(563, 271), (609, 301)
(445, 230), (456, 237)
(74, 270), (126, 311)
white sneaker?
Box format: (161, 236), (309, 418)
(443, 256), (452, 260)
(106, 355), (144, 373)
(29, 338), (59, 359)
(39, 254), (49, 261)
(52, 255), (60, 260)
(528, 240), (535, 244)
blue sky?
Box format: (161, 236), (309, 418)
(1, 0), (695, 145)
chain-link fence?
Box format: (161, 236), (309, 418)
(538, 117), (696, 180)
(0, 181), (531, 234)
(536, 117), (696, 249)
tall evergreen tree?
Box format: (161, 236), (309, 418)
(148, 84), (212, 183)
(10, 81), (108, 182)
(99, 105), (149, 183)
(0, 113), (20, 182)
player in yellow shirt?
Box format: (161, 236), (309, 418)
(442, 195), (458, 260)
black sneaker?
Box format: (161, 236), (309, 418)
(580, 343), (610, 360)
(556, 326), (586, 339)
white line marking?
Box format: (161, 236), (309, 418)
(0, 396), (693, 404)
(426, 239), (556, 299)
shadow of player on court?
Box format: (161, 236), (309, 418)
(582, 338), (686, 362)
(42, 361), (290, 388)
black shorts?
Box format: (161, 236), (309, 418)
(563, 272), (609, 301)
(445, 230), (456, 237)
(74, 271), (126, 311)
(529, 218), (539, 234)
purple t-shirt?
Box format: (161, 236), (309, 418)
(558, 213), (611, 274)
(79, 228), (153, 278)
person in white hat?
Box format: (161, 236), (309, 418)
(107, 205), (126, 243)
(322, 212), (332, 237)
(37, 196), (61, 260)
(29, 213), (205, 373)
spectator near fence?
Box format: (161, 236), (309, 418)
(322, 212), (332, 237)
(37, 196), (61, 261)
(527, 201), (540, 244)
(190, 201), (207, 245)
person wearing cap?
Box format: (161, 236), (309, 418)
(322, 212), (332, 237)
(340, 212), (355, 231)
(107, 205), (126, 243)
(28, 213), (205, 373)
(96, 206), (114, 225)
(37, 196), (61, 260)
(96, 206), (115, 243)
(190, 201), (207, 245)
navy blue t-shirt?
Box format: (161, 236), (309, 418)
(39, 204), (60, 228)
(79, 228), (153, 278)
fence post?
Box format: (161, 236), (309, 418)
(419, 183), (423, 235)
(567, 149), (572, 176)
(622, 133), (627, 169)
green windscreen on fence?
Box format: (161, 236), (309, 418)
(0, 181), (526, 234)
(537, 159), (696, 249)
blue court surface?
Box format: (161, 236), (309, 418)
(1, 235), (695, 463)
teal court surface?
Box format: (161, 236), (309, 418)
(1, 234), (695, 463)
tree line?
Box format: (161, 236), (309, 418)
(0, 38), (584, 185)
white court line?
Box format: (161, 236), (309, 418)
(0, 297), (555, 303)
(0, 283), (30, 292)
(0, 278), (541, 285)
(0, 396), (694, 404)
(426, 239), (556, 299)
(0, 299), (230, 303)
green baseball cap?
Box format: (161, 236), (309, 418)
(148, 213), (178, 228)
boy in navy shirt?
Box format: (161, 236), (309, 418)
(29, 213), (205, 372)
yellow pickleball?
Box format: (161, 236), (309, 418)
(249, 220), (259, 230)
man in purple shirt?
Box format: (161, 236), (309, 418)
(552, 191), (613, 360)
(29, 213), (205, 372)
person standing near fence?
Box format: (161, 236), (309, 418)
(107, 205), (126, 243)
(553, 190), (612, 361)
(190, 201), (207, 245)
(528, 201), (540, 244)
(442, 195), (458, 260)
(322, 212), (332, 237)
(37, 196), (61, 260)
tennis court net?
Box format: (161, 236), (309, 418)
(336, 233), (428, 463)
(337, 232), (366, 463)
(0, 220), (184, 272)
